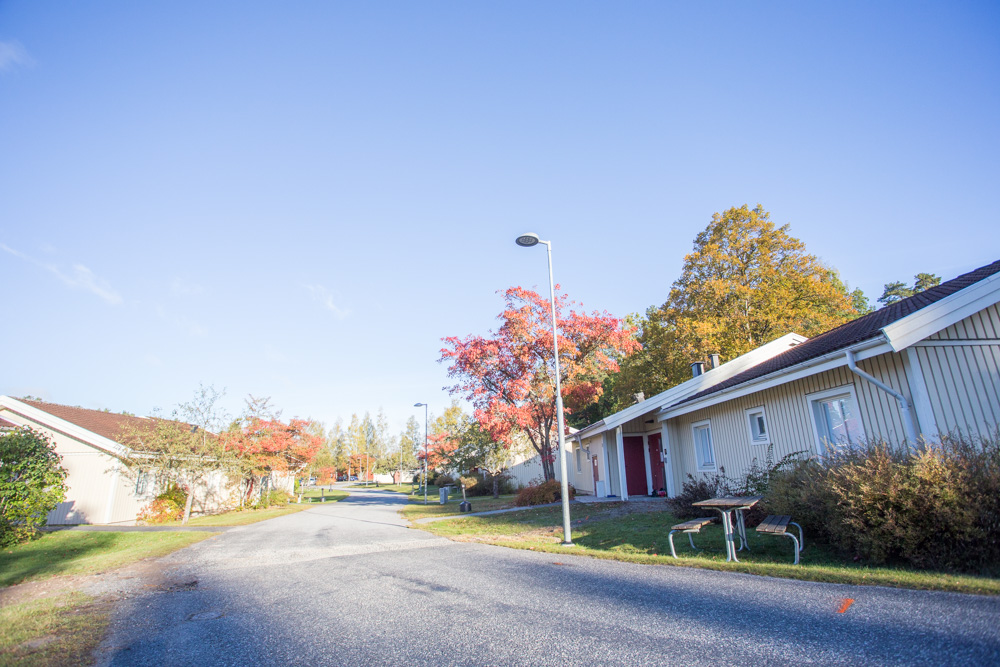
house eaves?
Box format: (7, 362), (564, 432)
(0, 396), (129, 458)
(572, 333), (807, 441)
(882, 269), (1000, 352)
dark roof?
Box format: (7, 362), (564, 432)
(678, 259), (1000, 406)
(18, 399), (159, 443)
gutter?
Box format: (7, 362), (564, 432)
(845, 349), (919, 446)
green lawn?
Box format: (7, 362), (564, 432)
(400, 494), (519, 521)
(0, 531), (216, 588)
(418, 501), (1000, 596)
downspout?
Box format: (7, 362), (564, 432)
(845, 349), (919, 446)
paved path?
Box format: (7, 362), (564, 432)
(95, 490), (1000, 666)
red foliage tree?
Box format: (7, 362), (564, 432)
(220, 417), (322, 503)
(440, 286), (639, 481)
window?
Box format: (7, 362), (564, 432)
(746, 407), (770, 445)
(134, 472), (150, 497)
(808, 386), (865, 452)
(575, 446), (582, 473)
(691, 420), (715, 470)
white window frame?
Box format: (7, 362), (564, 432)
(575, 446), (582, 473)
(745, 406), (770, 446)
(691, 419), (716, 471)
(806, 385), (866, 455)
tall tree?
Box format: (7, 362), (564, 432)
(441, 286), (639, 481)
(595, 205), (864, 418)
(397, 416), (423, 475)
(878, 272), (942, 307)
(663, 204), (861, 362)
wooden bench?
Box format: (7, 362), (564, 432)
(668, 518), (716, 558)
(756, 515), (804, 564)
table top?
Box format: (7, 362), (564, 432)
(692, 495), (763, 510)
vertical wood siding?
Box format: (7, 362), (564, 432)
(668, 353), (914, 484)
(916, 303), (1000, 438)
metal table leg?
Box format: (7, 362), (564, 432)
(735, 509), (749, 552)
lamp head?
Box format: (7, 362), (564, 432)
(414, 402), (425, 407)
(515, 232), (540, 247)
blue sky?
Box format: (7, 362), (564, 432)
(2, 1), (998, 434)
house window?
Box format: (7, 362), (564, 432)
(808, 386), (865, 452)
(691, 420), (715, 470)
(135, 472), (150, 497)
(575, 447), (582, 473)
(746, 407), (770, 445)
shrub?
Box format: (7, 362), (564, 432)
(666, 471), (732, 520)
(137, 484), (188, 524)
(514, 479), (575, 506)
(765, 434), (1000, 572)
(433, 473), (455, 488)
(463, 473), (516, 497)
(0, 428), (68, 546)
(458, 475), (479, 493)
(262, 489), (292, 507)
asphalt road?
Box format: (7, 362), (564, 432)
(94, 489), (1000, 666)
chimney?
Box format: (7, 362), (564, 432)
(709, 353), (721, 369)
(690, 361), (705, 377)
(632, 392), (645, 404)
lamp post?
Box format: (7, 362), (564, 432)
(414, 402), (429, 505)
(515, 232), (573, 546)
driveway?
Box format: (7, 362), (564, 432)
(95, 490), (1000, 666)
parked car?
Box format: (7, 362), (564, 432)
(308, 477), (317, 485)
(349, 475), (358, 481)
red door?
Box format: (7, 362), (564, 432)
(622, 436), (647, 497)
(647, 433), (665, 493)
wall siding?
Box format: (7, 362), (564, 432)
(916, 303), (1000, 439)
(669, 353), (914, 484)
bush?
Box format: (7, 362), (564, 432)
(766, 435), (1000, 572)
(463, 473), (516, 497)
(256, 489), (292, 508)
(433, 473), (455, 488)
(666, 471), (731, 520)
(138, 484), (188, 524)
(0, 428), (68, 546)
(514, 479), (575, 506)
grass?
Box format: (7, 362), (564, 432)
(418, 501), (1000, 596)
(160, 489), (348, 527)
(400, 494), (520, 521)
(0, 531), (215, 588)
(0, 592), (109, 666)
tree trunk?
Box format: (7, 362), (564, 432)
(492, 475), (499, 499)
(182, 488), (194, 524)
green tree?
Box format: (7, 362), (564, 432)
(877, 272), (942, 307)
(0, 427), (68, 546)
(120, 385), (233, 522)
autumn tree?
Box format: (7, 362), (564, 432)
(220, 397), (322, 504)
(441, 286), (639, 481)
(877, 272), (942, 307)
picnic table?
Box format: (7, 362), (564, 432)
(691, 496), (763, 562)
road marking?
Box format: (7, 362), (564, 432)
(837, 598), (855, 613)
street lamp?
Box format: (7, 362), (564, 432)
(414, 402), (429, 505)
(515, 232), (573, 546)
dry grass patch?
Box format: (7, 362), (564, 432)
(0, 592), (109, 667)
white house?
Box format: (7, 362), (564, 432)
(558, 258), (1000, 499)
(0, 397), (247, 525)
